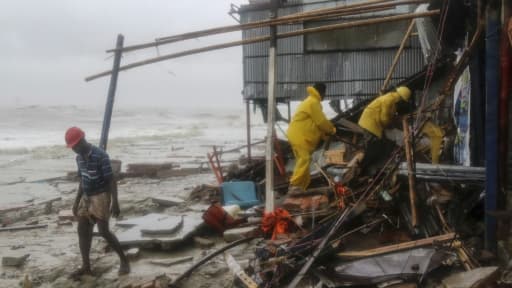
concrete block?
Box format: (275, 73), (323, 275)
(223, 226), (258, 243)
(2, 254), (30, 267)
(58, 210), (75, 221)
(117, 214), (204, 249)
(151, 196), (184, 207)
(126, 248), (140, 260)
(193, 236), (215, 249)
(442, 266), (499, 288)
(116, 213), (183, 235)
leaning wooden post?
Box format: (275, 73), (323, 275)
(380, 20), (415, 94)
(99, 34), (124, 151)
(265, 0), (279, 213)
(402, 116), (418, 229)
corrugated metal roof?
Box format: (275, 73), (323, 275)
(239, 0), (427, 104)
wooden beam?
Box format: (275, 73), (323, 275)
(380, 20), (416, 93)
(86, 10), (439, 81)
(337, 232), (456, 258)
(108, 0), (427, 53)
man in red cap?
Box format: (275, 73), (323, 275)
(65, 127), (130, 278)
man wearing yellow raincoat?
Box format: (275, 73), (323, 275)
(358, 86), (411, 168)
(359, 86), (444, 165)
(287, 83), (336, 194)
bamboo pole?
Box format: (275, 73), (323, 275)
(337, 232), (456, 257)
(108, 0), (423, 53)
(87, 10), (439, 81)
(380, 20), (416, 94)
(402, 116), (418, 229)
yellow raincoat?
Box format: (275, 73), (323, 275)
(358, 91), (403, 139)
(287, 86), (336, 190)
(421, 121), (445, 164)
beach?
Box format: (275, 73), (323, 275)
(0, 105), (266, 287)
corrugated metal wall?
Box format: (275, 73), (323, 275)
(240, 0), (426, 105)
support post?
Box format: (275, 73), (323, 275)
(485, 3), (500, 252)
(265, 0), (279, 213)
(99, 34), (124, 151)
(380, 20), (415, 94)
(246, 100), (252, 162)
(403, 116), (418, 229)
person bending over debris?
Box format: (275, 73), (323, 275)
(358, 86), (412, 169)
(65, 127), (130, 279)
(287, 83), (336, 195)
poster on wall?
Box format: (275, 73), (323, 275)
(453, 50), (471, 166)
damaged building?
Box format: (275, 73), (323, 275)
(5, 0), (509, 287)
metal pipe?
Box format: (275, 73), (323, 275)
(86, 10), (439, 82)
(99, 34), (124, 151)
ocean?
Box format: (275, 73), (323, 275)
(0, 105), (268, 205)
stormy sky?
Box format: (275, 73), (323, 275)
(1, 0), (247, 108)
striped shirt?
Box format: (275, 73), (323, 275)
(76, 145), (113, 196)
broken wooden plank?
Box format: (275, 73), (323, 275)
(125, 163), (177, 178)
(0, 224), (48, 233)
(224, 253), (258, 288)
(337, 232), (455, 258)
(0, 204), (31, 214)
(149, 256), (193, 267)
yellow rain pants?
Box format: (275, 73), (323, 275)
(287, 86), (336, 190)
(421, 121), (445, 164)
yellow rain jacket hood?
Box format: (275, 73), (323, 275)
(358, 91), (403, 139)
(287, 86), (336, 151)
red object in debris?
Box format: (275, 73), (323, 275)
(202, 202), (244, 234)
(261, 208), (292, 240)
(335, 184), (350, 209)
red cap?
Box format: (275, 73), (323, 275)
(65, 127), (85, 148)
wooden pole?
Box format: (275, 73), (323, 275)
(108, 0), (426, 53)
(403, 116), (418, 229)
(99, 34), (124, 151)
(86, 10), (439, 82)
(265, 0), (278, 213)
(380, 20), (415, 94)
(246, 100), (252, 162)
(337, 232), (456, 258)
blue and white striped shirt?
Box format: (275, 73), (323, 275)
(76, 145), (113, 196)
